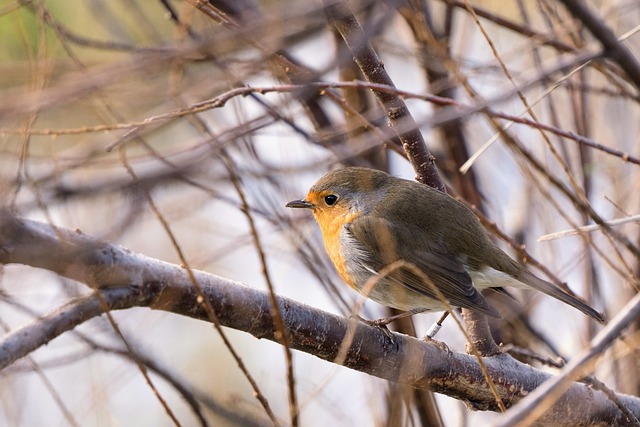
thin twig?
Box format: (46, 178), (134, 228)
(557, 0), (640, 90)
(222, 153), (299, 427)
(6, 77), (636, 166)
(119, 150), (280, 426)
(539, 214), (640, 242)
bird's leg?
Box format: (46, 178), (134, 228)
(350, 309), (425, 348)
(370, 308), (427, 327)
(425, 311), (450, 339)
(420, 312), (452, 353)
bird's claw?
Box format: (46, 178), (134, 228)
(350, 314), (398, 349)
(422, 335), (451, 354)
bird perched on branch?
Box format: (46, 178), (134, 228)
(286, 167), (604, 325)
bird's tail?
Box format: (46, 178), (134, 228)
(519, 271), (605, 323)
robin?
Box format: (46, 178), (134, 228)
(286, 167), (604, 324)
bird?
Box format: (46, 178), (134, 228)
(286, 167), (604, 324)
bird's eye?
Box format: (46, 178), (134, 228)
(324, 194), (338, 206)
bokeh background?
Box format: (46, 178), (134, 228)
(1, 0), (639, 425)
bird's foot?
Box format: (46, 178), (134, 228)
(421, 335), (451, 354)
(350, 314), (398, 348)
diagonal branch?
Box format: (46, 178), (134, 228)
(323, 0), (445, 191)
(557, 0), (640, 90)
(497, 291), (640, 426)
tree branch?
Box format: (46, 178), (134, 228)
(1, 212), (639, 425)
(557, 0), (640, 90)
(497, 291), (640, 426)
(323, 0), (445, 191)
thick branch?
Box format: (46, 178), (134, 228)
(0, 287), (141, 370)
(497, 291), (640, 426)
(0, 213), (639, 424)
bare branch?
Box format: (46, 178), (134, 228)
(1, 213), (639, 425)
(324, 0), (445, 191)
(496, 292), (640, 426)
(557, 0), (640, 90)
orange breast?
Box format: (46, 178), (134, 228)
(313, 207), (361, 289)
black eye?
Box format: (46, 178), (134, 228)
(324, 194), (338, 206)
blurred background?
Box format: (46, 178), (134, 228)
(1, 0), (639, 425)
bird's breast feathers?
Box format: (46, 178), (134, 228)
(315, 208), (363, 288)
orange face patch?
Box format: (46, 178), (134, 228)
(306, 190), (360, 289)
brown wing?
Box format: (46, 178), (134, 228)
(346, 216), (500, 318)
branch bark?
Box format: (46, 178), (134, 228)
(1, 212), (639, 425)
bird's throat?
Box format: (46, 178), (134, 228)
(313, 208), (361, 288)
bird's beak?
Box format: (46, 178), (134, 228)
(286, 199), (314, 209)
